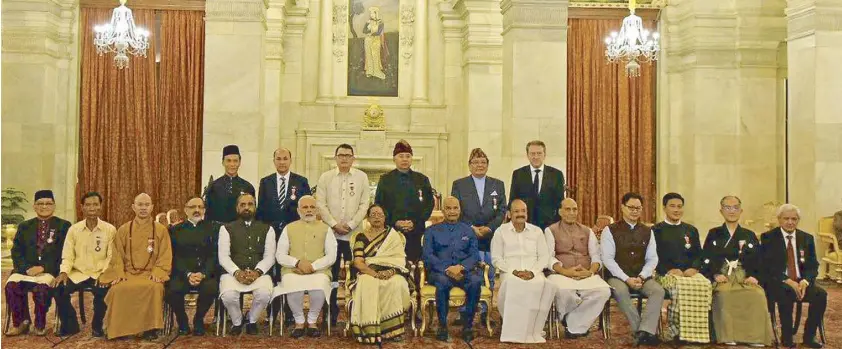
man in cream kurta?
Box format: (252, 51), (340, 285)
(544, 198), (610, 339)
(99, 193), (172, 340)
(274, 195), (338, 338)
(218, 193), (276, 335)
(491, 199), (554, 343)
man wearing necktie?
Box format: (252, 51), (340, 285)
(206, 145), (256, 223)
(760, 204), (826, 348)
(508, 140), (566, 230)
(256, 147), (312, 238)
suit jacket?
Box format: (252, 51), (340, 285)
(509, 165), (565, 230)
(422, 222), (480, 276)
(451, 175), (507, 251)
(759, 227), (819, 286)
(11, 216), (72, 276)
(256, 171), (311, 236)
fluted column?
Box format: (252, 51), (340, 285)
(317, 0), (333, 100)
(411, 0), (428, 103)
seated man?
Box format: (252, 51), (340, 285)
(349, 204), (411, 343)
(5, 190), (72, 336)
(423, 196), (483, 342)
(491, 199), (554, 344)
(653, 193), (711, 343)
(761, 204), (826, 348)
(218, 193), (276, 335)
(166, 197), (220, 336)
(274, 195), (337, 338)
(601, 192), (663, 347)
(54, 192), (116, 337)
(99, 193), (172, 340)
(703, 195), (772, 346)
(544, 198), (610, 339)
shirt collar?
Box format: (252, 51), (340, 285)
(781, 227), (796, 238)
(471, 175), (486, 181)
(82, 218), (102, 232)
(623, 219), (637, 229)
(530, 164), (545, 173)
(664, 220), (682, 226)
(277, 171), (290, 182)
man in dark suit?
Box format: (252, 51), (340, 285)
(509, 140), (565, 230)
(760, 204), (826, 348)
(256, 147), (312, 235)
(451, 148), (507, 289)
(206, 145), (256, 223)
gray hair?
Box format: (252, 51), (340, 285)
(776, 203), (802, 218)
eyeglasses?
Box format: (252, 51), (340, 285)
(469, 160), (488, 166)
(722, 205), (741, 212)
(335, 154), (354, 159)
(624, 205), (643, 212)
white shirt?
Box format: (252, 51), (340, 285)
(491, 222), (550, 274)
(316, 167), (371, 241)
(217, 222), (277, 275)
(276, 171), (291, 196)
(544, 226), (602, 269)
(275, 225), (338, 271)
(530, 164), (545, 194)
(781, 228), (800, 279)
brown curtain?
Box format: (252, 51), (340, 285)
(567, 18), (657, 227)
(79, 9), (205, 225)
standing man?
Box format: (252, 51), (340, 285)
(491, 199), (555, 344)
(761, 204), (826, 348)
(165, 197), (220, 336)
(601, 192), (663, 346)
(544, 198), (610, 339)
(218, 193), (276, 335)
(652, 193), (710, 343)
(5, 190), (71, 336)
(315, 144), (370, 326)
(509, 140), (565, 230)
(257, 147), (312, 236)
(54, 192), (116, 337)
(375, 140), (434, 262)
(450, 148), (507, 289)
(206, 145), (256, 223)
(99, 193), (172, 340)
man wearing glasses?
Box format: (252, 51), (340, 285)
(601, 192), (663, 346)
(315, 144), (371, 326)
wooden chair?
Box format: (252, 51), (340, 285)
(817, 217), (842, 282)
(417, 261), (493, 336)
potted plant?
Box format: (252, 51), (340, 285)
(2, 188), (28, 256)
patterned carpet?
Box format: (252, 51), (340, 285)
(1, 269), (838, 349)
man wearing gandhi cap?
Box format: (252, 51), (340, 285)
(206, 145), (256, 223)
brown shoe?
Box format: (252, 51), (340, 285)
(32, 326), (48, 336)
(6, 320), (31, 336)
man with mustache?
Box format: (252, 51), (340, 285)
(491, 199), (554, 343)
(218, 193), (276, 335)
(274, 195), (338, 338)
(165, 197), (220, 336)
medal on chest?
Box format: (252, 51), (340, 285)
(95, 237), (102, 252)
(290, 186), (297, 201)
(800, 249), (805, 263)
(491, 192), (498, 211)
(738, 240), (746, 254)
(418, 189), (423, 202)
(684, 235), (691, 249)
(47, 229), (56, 244)
(147, 238), (155, 254)
(349, 182), (356, 197)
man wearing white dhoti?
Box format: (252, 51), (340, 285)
(274, 195), (338, 338)
(545, 198), (610, 339)
(218, 193), (277, 335)
(491, 199), (555, 343)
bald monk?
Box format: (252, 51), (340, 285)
(99, 193), (172, 340)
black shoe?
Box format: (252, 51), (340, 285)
(436, 328), (450, 342)
(178, 326), (191, 336)
(642, 332), (661, 346)
(452, 317), (464, 326)
(307, 327), (321, 337)
(57, 327), (80, 337)
(291, 328), (306, 339)
(91, 328), (104, 337)
(781, 337), (795, 348)
(802, 342), (824, 348)
(193, 321), (205, 336)
(229, 325), (242, 336)
(142, 330), (158, 340)
(462, 329), (474, 343)
(632, 331), (646, 346)
(245, 323), (258, 335)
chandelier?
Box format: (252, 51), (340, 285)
(93, 0), (150, 69)
(604, 0), (659, 77)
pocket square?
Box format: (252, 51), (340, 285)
(461, 236), (469, 241)
(491, 190), (498, 196)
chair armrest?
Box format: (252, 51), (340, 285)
(418, 261), (426, 286)
(480, 262), (491, 288)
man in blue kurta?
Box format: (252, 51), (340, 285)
(422, 196), (482, 342)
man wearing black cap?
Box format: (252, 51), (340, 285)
(374, 140), (434, 262)
(5, 190), (72, 336)
(206, 145), (256, 223)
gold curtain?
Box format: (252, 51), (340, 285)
(567, 18), (657, 226)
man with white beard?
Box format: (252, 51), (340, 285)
(274, 195), (338, 338)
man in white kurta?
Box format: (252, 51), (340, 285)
(544, 198), (610, 338)
(274, 195), (338, 338)
(218, 193), (277, 335)
(491, 199), (555, 343)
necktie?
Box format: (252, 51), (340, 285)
(278, 177), (287, 207)
(532, 169), (541, 195)
(786, 235), (798, 281)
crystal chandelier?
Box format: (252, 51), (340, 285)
(604, 0), (659, 77)
(93, 0), (150, 69)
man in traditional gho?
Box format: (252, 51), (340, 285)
(423, 196), (483, 342)
(206, 145), (256, 223)
(491, 199), (554, 344)
(601, 192), (663, 347)
(274, 195), (337, 338)
(544, 198), (610, 339)
(652, 192), (710, 343)
(218, 193), (276, 335)
(99, 193), (172, 340)
(54, 191), (116, 337)
(702, 195), (772, 346)
(374, 140), (434, 263)
(5, 190), (71, 336)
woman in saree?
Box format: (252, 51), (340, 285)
(349, 204), (412, 344)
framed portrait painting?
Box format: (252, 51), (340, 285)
(347, 0), (400, 97)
